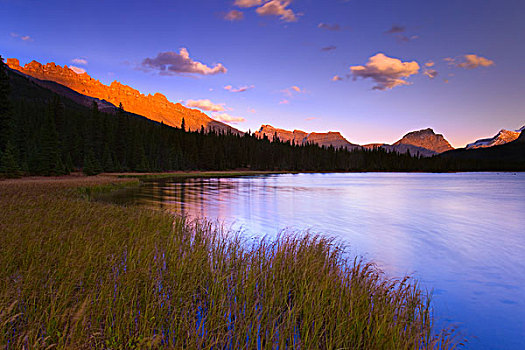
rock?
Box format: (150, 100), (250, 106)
(466, 128), (524, 149)
(363, 128), (454, 157)
(254, 125), (360, 150)
(6, 58), (239, 134)
(5, 58), (20, 67)
(393, 128), (454, 154)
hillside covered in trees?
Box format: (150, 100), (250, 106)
(0, 56), (523, 178)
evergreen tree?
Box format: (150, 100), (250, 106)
(0, 141), (21, 178)
(102, 144), (115, 172)
(0, 55), (11, 153)
(83, 148), (102, 176)
(181, 117), (185, 131)
(115, 104), (128, 170)
(33, 101), (65, 175)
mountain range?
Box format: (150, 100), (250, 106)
(5, 58), (237, 133)
(5, 58), (523, 158)
(254, 125), (361, 150)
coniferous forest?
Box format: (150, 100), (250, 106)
(0, 56), (523, 178)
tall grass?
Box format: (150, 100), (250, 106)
(0, 179), (459, 349)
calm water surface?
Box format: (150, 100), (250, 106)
(105, 173), (525, 349)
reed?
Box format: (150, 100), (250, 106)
(0, 178), (460, 349)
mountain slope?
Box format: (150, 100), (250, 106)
(393, 128), (453, 154)
(254, 125), (360, 150)
(6, 58), (238, 133)
(440, 130), (525, 163)
(466, 127), (524, 149)
(363, 128), (454, 157)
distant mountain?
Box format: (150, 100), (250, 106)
(466, 126), (524, 149)
(440, 130), (525, 163)
(6, 58), (239, 133)
(254, 125), (360, 150)
(363, 128), (454, 157)
(394, 128), (453, 153)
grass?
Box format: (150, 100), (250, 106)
(0, 177), (460, 349)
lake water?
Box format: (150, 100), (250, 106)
(105, 173), (525, 349)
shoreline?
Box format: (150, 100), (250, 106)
(1, 169), (523, 186)
(0, 176), (459, 348)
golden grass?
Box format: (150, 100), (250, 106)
(0, 176), (460, 349)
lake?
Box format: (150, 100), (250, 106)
(104, 172), (525, 349)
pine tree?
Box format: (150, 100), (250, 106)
(83, 148), (102, 176)
(102, 144), (114, 172)
(181, 117), (185, 131)
(0, 55), (11, 153)
(115, 104), (128, 169)
(0, 141), (21, 178)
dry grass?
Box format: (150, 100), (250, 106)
(0, 177), (460, 349)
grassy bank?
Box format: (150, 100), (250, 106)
(0, 177), (458, 349)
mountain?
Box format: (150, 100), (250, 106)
(5, 58), (238, 133)
(254, 125), (360, 150)
(517, 130), (525, 142)
(363, 128), (454, 157)
(466, 127), (524, 149)
(253, 125), (454, 156)
(393, 128), (453, 154)
(440, 130), (525, 164)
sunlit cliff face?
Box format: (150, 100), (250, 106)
(6, 59), (239, 134)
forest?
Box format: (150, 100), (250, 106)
(0, 56), (523, 178)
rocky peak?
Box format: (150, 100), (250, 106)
(393, 128), (453, 153)
(6, 58), (239, 134)
(466, 128), (523, 149)
(6, 58), (20, 67)
(255, 125), (359, 150)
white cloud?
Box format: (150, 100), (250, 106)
(256, 0), (297, 22)
(185, 99), (226, 112)
(279, 99), (290, 104)
(211, 113), (246, 123)
(224, 84), (255, 93)
(142, 48), (227, 76)
(457, 54), (494, 69)
(234, 0), (262, 7)
(225, 10), (244, 21)
(72, 58), (88, 65)
(350, 53), (420, 90)
(332, 75), (343, 81)
(69, 66), (86, 74)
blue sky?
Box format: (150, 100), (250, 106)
(2, 0), (524, 147)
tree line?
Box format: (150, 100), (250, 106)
(1, 56), (521, 178)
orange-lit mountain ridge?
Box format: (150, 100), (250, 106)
(254, 125), (361, 150)
(6, 58), (239, 133)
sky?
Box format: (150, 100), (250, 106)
(2, 0), (525, 147)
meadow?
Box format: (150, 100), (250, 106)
(0, 176), (458, 349)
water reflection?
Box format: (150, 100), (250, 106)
(104, 173), (525, 349)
